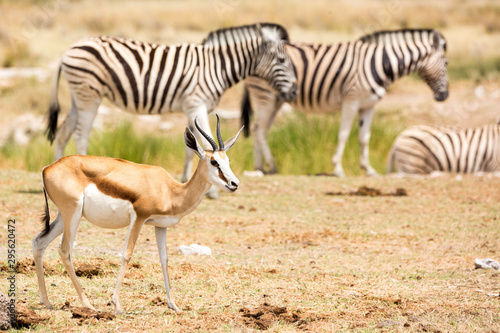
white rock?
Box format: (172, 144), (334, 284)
(474, 258), (500, 270)
(178, 244), (212, 256)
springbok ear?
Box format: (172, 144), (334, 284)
(223, 126), (244, 151)
(184, 127), (206, 160)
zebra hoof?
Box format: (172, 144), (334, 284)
(332, 169), (345, 178)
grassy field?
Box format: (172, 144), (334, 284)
(0, 170), (499, 331)
(1, 0), (500, 332)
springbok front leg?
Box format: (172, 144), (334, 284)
(32, 212), (64, 309)
(358, 107), (378, 176)
(332, 100), (360, 177)
(57, 199), (95, 310)
(155, 227), (181, 313)
(111, 215), (145, 314)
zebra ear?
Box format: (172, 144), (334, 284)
(223, 126), (244, 151)
(184, 127), (206, 160)
(432, 32), (446, 51)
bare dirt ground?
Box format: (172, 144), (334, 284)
(0, 169), (499, 331)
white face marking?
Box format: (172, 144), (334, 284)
(82, 184), (136, 229)
(207, 151), (239, 192)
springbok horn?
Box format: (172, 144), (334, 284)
(194, 117), (218, 151)
(216, 114), (224, 150)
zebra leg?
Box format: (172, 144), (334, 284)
(73, 100), (100, 156)
(53, 99), (78, 161)
(183, 105), (218, 199)
(358, 107), (378, 176)
(250, 87), (283, 174)
(332, 100), (360, 177)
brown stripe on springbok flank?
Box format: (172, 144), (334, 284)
(92, 177), (140, 204)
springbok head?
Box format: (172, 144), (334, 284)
(418, 30), (449, 102)
(184, 115), (243, 192)
(253, 24), (298, 103)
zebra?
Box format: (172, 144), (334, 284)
(387, 123), (500, 174)
(241, 28), (449, 176)
(46, 23), (298, 192)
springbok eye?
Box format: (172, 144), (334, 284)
(210, 160), (219, 167)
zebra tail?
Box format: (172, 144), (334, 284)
(40, 187), (51, 237)
(46, 62), (62, 144)
(386, 143), (396, 174)
(241, 86), (253, 137)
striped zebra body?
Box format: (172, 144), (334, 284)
(47, 23), (297, 188)
(388, 123), (500, 174)
(62, 37), (210, 114)
(242, 28), (448, 176)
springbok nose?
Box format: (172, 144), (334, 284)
(230, 181), (238, 188)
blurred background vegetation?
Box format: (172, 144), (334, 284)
(0, 0), (499, 175)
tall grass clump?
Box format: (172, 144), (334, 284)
(0, 114), (404, 176)
(263, 112), (404, 176)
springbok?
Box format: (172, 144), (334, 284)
(32, 115), (243, 314)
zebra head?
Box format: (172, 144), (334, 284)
(418, 31), (449, 102)
(253, 24), (298, 103)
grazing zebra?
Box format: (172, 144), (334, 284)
(387, 123), (500, 174)
(47, 23), (298, 188)
(241, 28), (449, 176)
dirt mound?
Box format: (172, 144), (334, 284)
(12, 258), (140, 278)
(61, 301), (115, 323)
(150, 296), (168, 306)
(15, 303), (50, 328)
(75, 264), (101, 278)
(11, 258), (60, 275)
(326, 186), (408, 197)
(239, 302), (304, 330)
(71, 307), (115, 321)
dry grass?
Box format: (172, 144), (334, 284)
(0, 2), (500, 330)
(0, 169), (499, 331)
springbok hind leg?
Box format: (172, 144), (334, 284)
(58, 200), (95, 309)
(33, 212), (64, 309)
(111, 215), (145, 314)
(155, 227), (181, 313)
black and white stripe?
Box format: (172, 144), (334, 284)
(387, 123), (500, 174)
(47, 23), (297, 184)
(241, 28), (449, 176)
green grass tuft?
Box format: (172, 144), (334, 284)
(0, 113), (404, 176)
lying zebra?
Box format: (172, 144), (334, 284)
(387, 122), (500, 174)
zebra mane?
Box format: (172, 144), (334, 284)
(201, 23), (289, 47)
(359, 29), (445, 50)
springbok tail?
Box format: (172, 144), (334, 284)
(46, 62), (62, 144)
(40, 187), (51, 237)
(241, 86), (253, 137)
